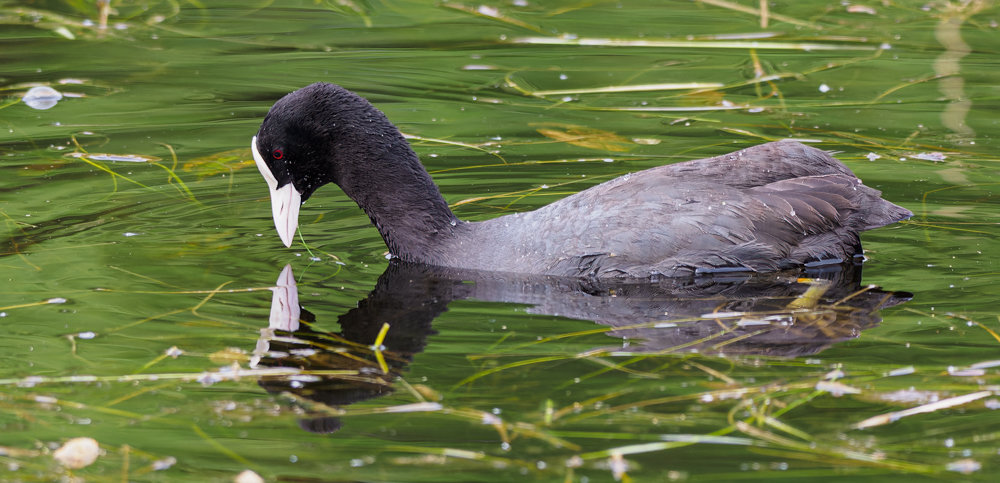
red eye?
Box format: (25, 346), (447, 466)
(272, 149), (284, 160)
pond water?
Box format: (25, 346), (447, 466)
(1, 1), (998, 481)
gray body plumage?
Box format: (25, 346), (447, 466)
(436, 141), (909, 277)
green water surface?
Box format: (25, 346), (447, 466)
(1, 1), (999, 481)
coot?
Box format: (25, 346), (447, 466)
(252, 82), (910, 278)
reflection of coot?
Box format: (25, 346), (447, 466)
(588, 264), (912, 357)
(253, 263), (451, 433)
(256, 308), (396, 434)
(253, 260), (909, 432)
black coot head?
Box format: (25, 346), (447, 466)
(252, 82), (375, 247)
(253, 83), (349, 203)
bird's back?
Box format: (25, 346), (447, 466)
(444, 141), (910, 278)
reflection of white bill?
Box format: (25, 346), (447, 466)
(251, 264), (300, 367)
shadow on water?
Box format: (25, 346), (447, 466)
(251, 262), (911, 433)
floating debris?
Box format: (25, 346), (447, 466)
(815, 380), (861, 397)
(196, 371), (224, 387)
(847, 5), (877, 14)
(947, 366), (985, 377)
(52, 437), (100, 469)
(855, 390), (992, 429)
(946, 458), (981, 474)
(736, 317), (771, 327)
(632, 137), (661, 145)
(609, 451), (628, 481)
(532, 123), (635, 152)
(510, 36), (878, 51)
(382, 402), (443, 413)
(886, 366), (915, 376)
(824, 368), (845, 380)
(413, 384), (442, 402)
(65, 152), (161, 163)
(880, 388), (938, 404)
(152, 456), (177, 471)
(235, 469), (265, 483)
(209, 347), (249, 364)
(461, 64), (499, 70)
(525, 82), (724, 97)
(969, 360), (1000, 369)
(913, 152), (947, 162)
(22, 86), (63, 110)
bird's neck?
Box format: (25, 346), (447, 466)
(337, 140), (461, 262)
